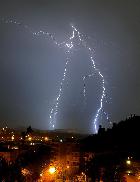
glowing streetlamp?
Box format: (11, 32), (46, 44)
(48, 166), (56, 174)
(28, 136), (32, 141)
(126, 160), (131, 165)
(126, 157), (131, 165)
(66, 165), (70, 169)
(44, 137), (49, 141)
(11, 135), (14, 141)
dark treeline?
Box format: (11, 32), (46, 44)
(81, 115), (140, 153)
(80, 115), (140, 181)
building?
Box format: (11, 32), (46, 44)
(0, 148), (20, 163)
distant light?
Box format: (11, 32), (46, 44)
(11, 146), (18, 149)
(11, 135), (14, 140)
(44, 137), (49, 141)
(30, 142), (35, 146)
(66, 165), (70, 169)
(49, 166), (56, 174)
(21, 168), (30, 176)
(127, 170), (131, 175)
(28, 137), (32, 141)
(60, 139), (63, 143)
(126, 160), (131, 165)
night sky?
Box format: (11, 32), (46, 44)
(0, 0), (140, 133)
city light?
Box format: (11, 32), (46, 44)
(44, 137), (49, 141)
(66, 165), (70, 169)
(28, 137), (32, 141)
(11, 135), (14, 141)
(60, 139), (63, 143)
(30, 142), (35, 145)
(48, 166), (56, 174)
(11, 146), (19, 149)
(21, 168), (31, 176)
(126, 160), (131, 165)
(126, 157), (131, 165)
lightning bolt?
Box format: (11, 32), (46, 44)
(1, 18), (109, 133)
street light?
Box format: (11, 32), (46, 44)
(11, 135), (14, 141)
(66, 165), (70, 169)
(49, 166), (56, 174)
(28, 136), (32, 141)
(126, 157), (131, 165)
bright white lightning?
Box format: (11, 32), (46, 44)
(49, 25), (107, 133)
(49, 58), (70, 129)
(1, 18), (69, 130)
(69, 26), (107, 133)
(1, 18), (108, 133)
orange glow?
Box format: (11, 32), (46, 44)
(28, 137), (32, 141)
(66, 165), (70, 169)
(48, 166), (56, 174)
(44, 137), (49, 141)
(126, 160), (131, 165)
(11, 135), (14, 140)
(21, 168), (30, 176)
